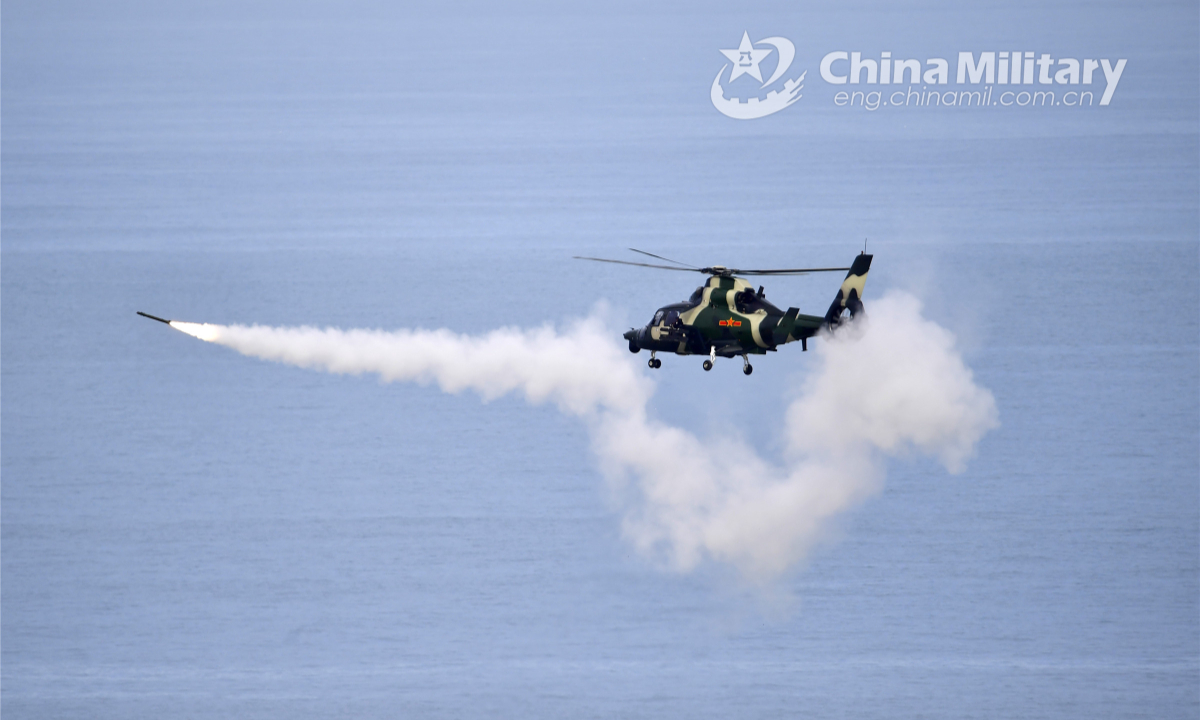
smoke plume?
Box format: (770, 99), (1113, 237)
(169, 291), (997, 582)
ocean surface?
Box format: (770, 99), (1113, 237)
(3, 2), (1198, 718)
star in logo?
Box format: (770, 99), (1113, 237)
(719, 31), (773, 83)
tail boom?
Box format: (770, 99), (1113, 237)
(771, 252), (873, 349)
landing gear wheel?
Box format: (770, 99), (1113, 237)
(702, 360), (713, 371)
(743, 364), (753, 375)
(648, 358), (661, 369)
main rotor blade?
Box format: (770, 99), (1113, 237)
(573, 256), (700, 272)
(729, 266), (851, 276)
(627, 248), (698, 269)
(575, 256), (853, 277)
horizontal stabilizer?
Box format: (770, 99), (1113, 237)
(773, 307), (800, 344)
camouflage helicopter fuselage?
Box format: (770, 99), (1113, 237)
(623, 253), (872, 365)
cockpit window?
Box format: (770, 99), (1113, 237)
(665, 310), (680, 327)
(652, 310), (665, 325)
(689, 288), (703, 304)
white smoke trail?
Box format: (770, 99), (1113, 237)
(169, 291), (997, 583)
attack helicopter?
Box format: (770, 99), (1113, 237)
(574, 249), (872, 375)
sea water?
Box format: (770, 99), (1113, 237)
(3, 2), (1197, 718)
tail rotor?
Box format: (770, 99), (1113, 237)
(823, 253), (872, 328)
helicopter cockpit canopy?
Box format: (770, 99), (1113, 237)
(651, 308), (683, 328)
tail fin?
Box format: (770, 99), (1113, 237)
(823, 253), (873, 327)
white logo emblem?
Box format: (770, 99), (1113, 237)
(711, 32), (806, 120)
